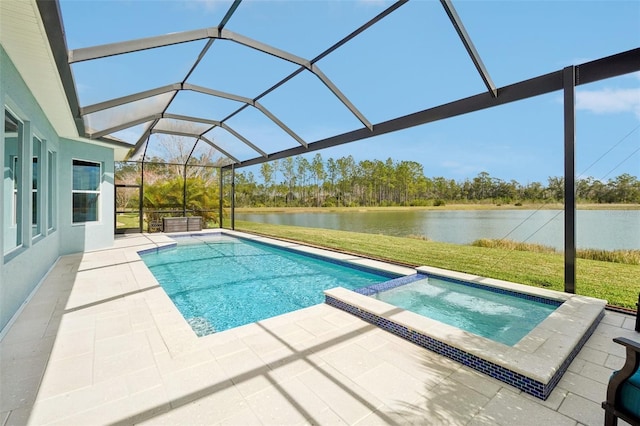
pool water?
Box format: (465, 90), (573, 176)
(141, 235), (394, 336)
(372, 276), (559, 345)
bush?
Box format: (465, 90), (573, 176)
(433, 199), (446, 206)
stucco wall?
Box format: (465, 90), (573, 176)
(0, 45), (115, 334)
(58, 138), (115, 255)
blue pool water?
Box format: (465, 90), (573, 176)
(371, 276), (559, 345)
(141, 234), (395, 336)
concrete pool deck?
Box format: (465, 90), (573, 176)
(1, 230), (638, 425)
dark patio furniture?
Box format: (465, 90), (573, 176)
(635, 293), (639, 332)
(603, 337), (640, 426)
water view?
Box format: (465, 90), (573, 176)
(236, 209), (640, 251)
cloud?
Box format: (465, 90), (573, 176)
(576, 87), (640, 118)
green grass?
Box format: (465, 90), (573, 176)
(235, 220), (639, 309)
(472, 239), (640, 265)
(472, 238), (557, 254)
(116, 213), (141, 229)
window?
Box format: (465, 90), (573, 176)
(72, 159), (101, 223)
(11, 156), (18, 225)
(4, 110), (23, 253)
(48, 150), (56, 231)
(32, 136), (42, 237)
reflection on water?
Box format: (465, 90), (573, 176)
(236, 209), (640, 250)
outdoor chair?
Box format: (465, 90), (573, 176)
(635, 293), (640, 332)
(602, 337), (640, 426)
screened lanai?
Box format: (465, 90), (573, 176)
(38, 0), (640, 293)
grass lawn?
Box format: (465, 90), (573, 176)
(235, 220), (639, 309)
(116, 213), (141, 229)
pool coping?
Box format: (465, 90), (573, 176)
(324, 266), (606, 400)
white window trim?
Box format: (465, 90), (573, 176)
(32, 135), (43, 238)
(47, 149), (56, 232)
(4, 106), (25, 257)
(11, 155), (18, 226)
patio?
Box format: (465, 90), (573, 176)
(1, 232), (637, 425)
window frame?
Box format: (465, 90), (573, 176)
(72, 158), (102, 224)
(47, 149), (56, 232)
(4, 108), (24, 256)
(32, 134), (43, 238)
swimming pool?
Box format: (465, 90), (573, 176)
(140, 233), (397, 335)
(137, 230), (606, 401)
(325, 265), (606, 400)
(368, 275), (559, 346)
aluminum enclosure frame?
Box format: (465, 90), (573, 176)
(35, 0), (640, 294)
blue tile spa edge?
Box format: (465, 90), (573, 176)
(425, 274), (564, 307)
(354, 274), (425, 296)
(363, 272), (562, 307)
(325, 295), (603, 400)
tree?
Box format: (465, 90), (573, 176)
(336, 155), (356, 206)
(296, 156), (310, 204)
(280, 157), (296, 205)
(260, 162), (273, 203)
(611, 173), (640, 203)
(311, 153), (325, 207)
(547, 176), (564, 201)
(325, 157), (338, 203)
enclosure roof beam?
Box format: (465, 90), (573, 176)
(576, 48), (640, 84)
(440, 0), (497, 97)
(68, 28), (220, 63)
(219, 0), (242, 30)
(253, 102), (307, 148)
(159, 112), (267, 157)
(219, 123), (268, 158)
(162, 112), (220, 126)
(184, 83), (307, 148)
(184, 83), (253, 104)
(149, 128), (247, 163)
(215, 3), (408, 133)
(80, 84), (181, 115)
(144, 119), (266, 159)
(220, 30), (373, 131)
(219, 29), (310, 68)
(200, 135), (239, 163)
(224, 48), (640, 170)
(88, 114), (162, 139)
(70, 28), (371, 137)
(311, 64), (373, 130)
(129, 119), (160, 159)
(312, 0), (408, 63)
(150, 129), (201, 138)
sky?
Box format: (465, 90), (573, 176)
(58, 0), (640, 185)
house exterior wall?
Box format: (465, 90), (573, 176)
(0, 45), (115, 334)
(58, 138), (115, 255)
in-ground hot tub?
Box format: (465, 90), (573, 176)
(325, 265), (606, 400)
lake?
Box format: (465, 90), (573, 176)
(236, 209), (640, 251)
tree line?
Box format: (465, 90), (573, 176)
(115, 153), (639, 219)
(233, 154), (640, 207)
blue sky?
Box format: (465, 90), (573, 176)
(59, 0), (639, 184)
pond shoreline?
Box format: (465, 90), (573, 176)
(235, 203), (640, 213)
